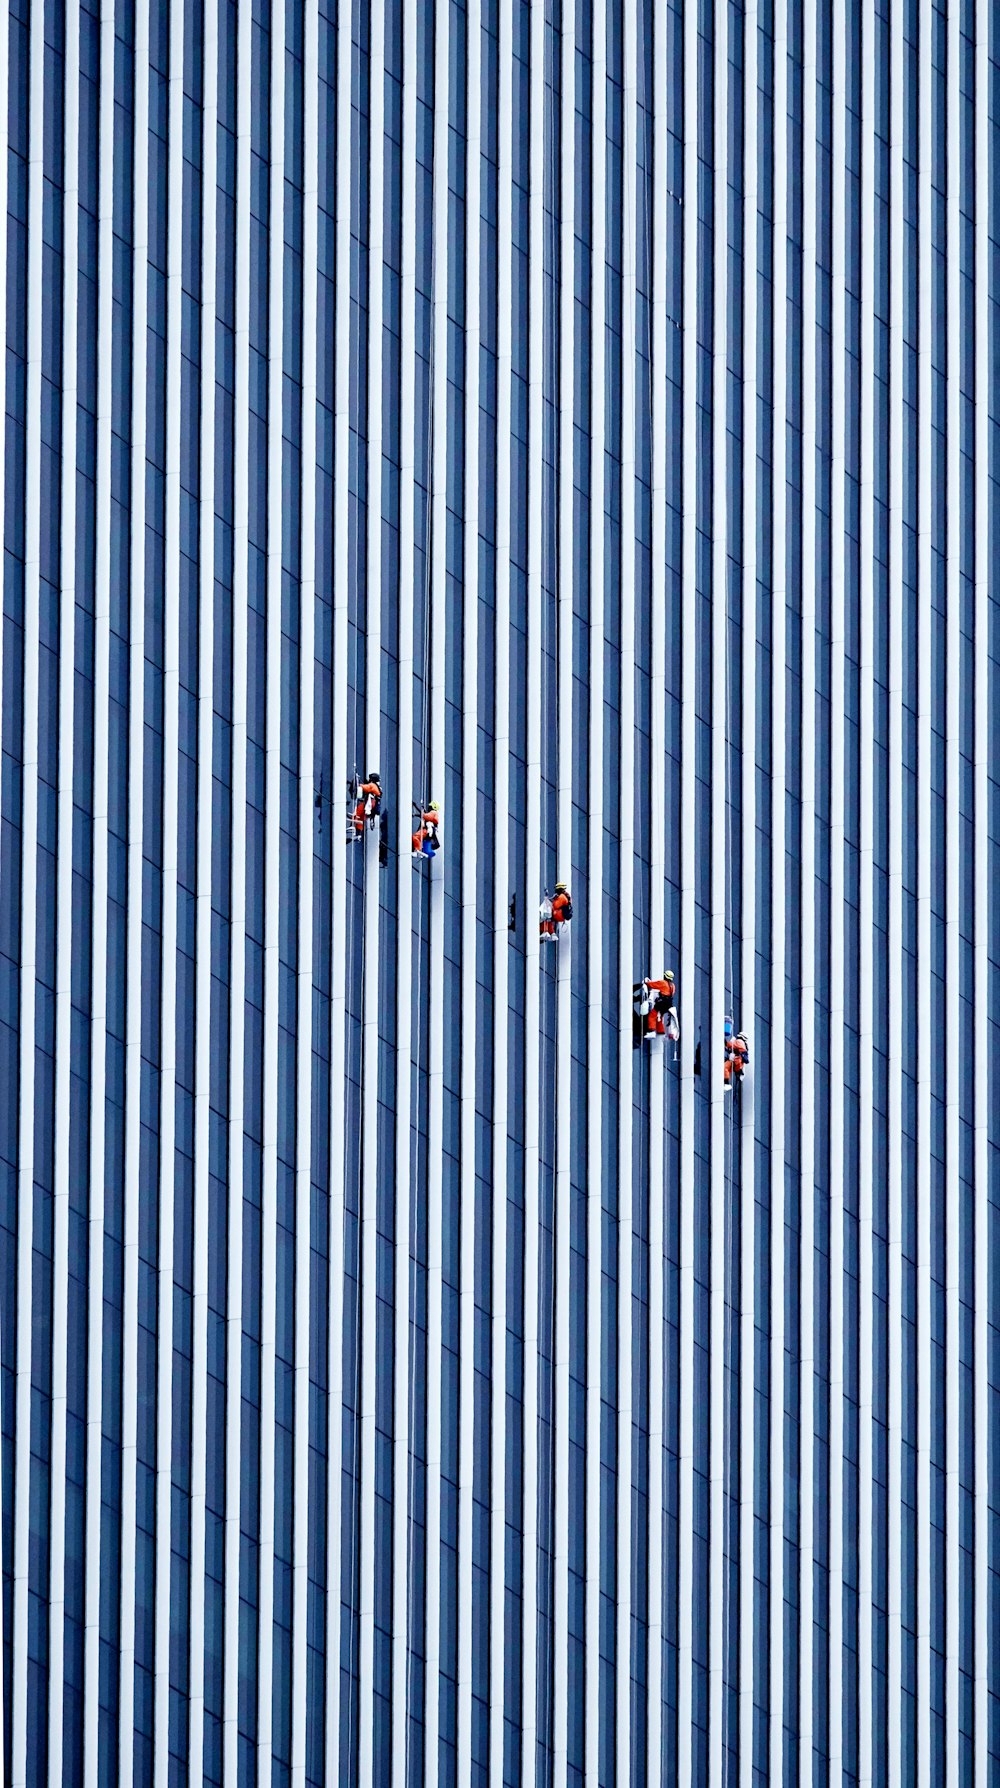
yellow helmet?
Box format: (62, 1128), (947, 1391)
(555, 881), (567, 892)
(429, 801), (439, 812)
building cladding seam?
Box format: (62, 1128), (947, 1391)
(1, 0), (997, 1784)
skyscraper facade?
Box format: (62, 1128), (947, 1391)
(1, 0), (996, 1782)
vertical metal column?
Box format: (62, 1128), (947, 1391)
(11, 6), (46, 1781)
(857, 0), (878, 1773)
(521, 0), (546, 1770)
(799, 0), (819, 1765)
(943, 0), (963, 1775)
(647, 0), (669, 1768)
(489, 0), (515, 1776)
(553, 0), (576, 1768)
(391, 0), (419, 1778)
(356, 0), (385, 1768)
(972, 0), (991, 1777)
(188, 2), (220, 1778)
(708, 0), (729, 1773)
(739, 3), (760, 1778)
(223, 0), (254, 1771)
(325, 0), (356, 1770)
(223, 0), (253, 1768)
(80, 7), (117, 1783)
(915, 0), (933, 1775)
(677, 0), (698, 1762)
(457, 0), (483, 1774)
(885, 0), (905, 1772)
(48, 8), (81, 1779)
(423, 0), (452, 1767)
(618, 0), (638, 1772)
(291, 2), (321, 1780)
(584, 0), (608, 1769)
(256, 0), (288, 1765)
(769, 0), (789, 1777)
(152, 0), (187, 1770)
(829, 0), (848, 1763)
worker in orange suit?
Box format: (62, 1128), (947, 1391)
(412, 801), (441, 859)
(540, 883), (572, 940)
(723, 1029), (749, 1089)
(351, 772), (382, 838)
(634, 972), (678, 1041)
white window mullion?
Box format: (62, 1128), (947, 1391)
(118, 3), (151, 1780)
(423, 0), (452, 1768)
(584, 3), (607, 1780)
(646, 0), (668, 1765)
(973, 0), (990, 1775)
(489, 4), (514, 1778)
(223, 0), (254, 1770)
(153, 1), (188, 1770)
(618, 0), (637, 1774)
(708, 0), (728, 1773)
(520, 0), (546, 1771)
(915, 0), (933, 1777)
(325, 0), (355, 1770)
(356, 0), (384, 1769)
(188, 2), (219, 1778)
(857, 0), (877, 1773)
(48, 8), (81, 1778)
(676, 0), (698, 1762)
(257, 3), (288, 1764)
(738, 6), (759, 1781)
(291, 1), (320, 1780)
(769, 0), (789, 1776)
(10, 3), (45, 1773)
(11, 4), (46, 1782)
(886, 0), (905, 1772)
(829, 0), (848, 1764)
(944, 0), (962, 1778)
(81, 23), (117, 1786)
(552, 0), (576, 1769)
(799, 0), (819, 1764)
(391, 0), (419, 1780)
(456, 0), (482, 1775)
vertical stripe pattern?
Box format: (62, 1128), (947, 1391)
(1, 2), (997, 1783)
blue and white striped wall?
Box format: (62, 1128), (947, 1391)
(2, 0), (998, 1782)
